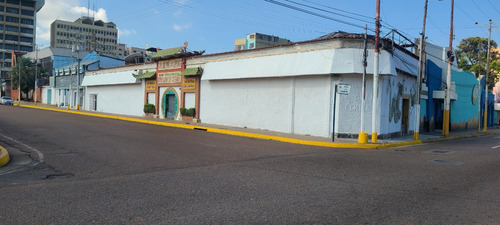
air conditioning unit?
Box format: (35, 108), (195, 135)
(132, 69), (143, 75)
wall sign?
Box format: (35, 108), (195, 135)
(146, 80), (156, 91)
(337, 84), (351, 95)
(183, 78), (196, 90)
(158, 58), (182, 71)
(158, 72), (181, 84)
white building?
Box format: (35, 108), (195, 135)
(189, 34), (419, 139)
(81, 62), (156, 116)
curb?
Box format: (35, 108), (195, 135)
(0, 144), (10, 167)
(17, 104), (496, 149)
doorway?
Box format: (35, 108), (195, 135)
(402, 98), (410, 134)
(162, 89), (178, 119)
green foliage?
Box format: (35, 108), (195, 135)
(455, 37), (499, 89)
(143, 103), (155, 114)
(187, 108), (195, 116)
(180, 107), (195, 116)
(9, 56), (36, 100)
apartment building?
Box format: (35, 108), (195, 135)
(50, 16), (118, 56)
(234, 32), (291, 51)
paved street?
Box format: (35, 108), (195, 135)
(1, 105), (500, 224)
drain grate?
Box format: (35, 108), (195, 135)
(429, 159), (464, 165)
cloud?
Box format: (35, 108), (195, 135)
(36, 0), (109, 44)
(172, 23), (192, 32)
(118, 28), (137, 38)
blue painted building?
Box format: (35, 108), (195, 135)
(43, 52), (125, 107)
(421, 59), (495, 132)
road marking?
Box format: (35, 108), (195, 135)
(492, 145), (500, 149)
(495, 136), (500, 139)
(0, 133), (44, 163)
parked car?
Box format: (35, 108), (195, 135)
(1, 96), (14, 105)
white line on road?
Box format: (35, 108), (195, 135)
(0, 133), (44, 163)
(491, 145), (500, 149)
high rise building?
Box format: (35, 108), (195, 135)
(0, 0), (44, 96)
(234, 33), (291, 51)
(50, 16), (118, 57)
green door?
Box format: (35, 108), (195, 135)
(162, 90), (178, 119)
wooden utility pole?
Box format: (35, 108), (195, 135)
(483, 20), (492, 132)
(371, 0), (381, 143)
(415, 0), (428, 140)
(478, 43), (482, 133)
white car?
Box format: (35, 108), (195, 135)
(1, 96), (14, 105)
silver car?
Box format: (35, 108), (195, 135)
(1, 96), (14, 105)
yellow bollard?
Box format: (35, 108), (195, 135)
(358, 132), (368, 144)
(67, 104), (70, 110)
(76, 104), (80, 110)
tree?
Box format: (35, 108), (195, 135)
(9, 56), (36, 100)
(455, 37), (499, 89)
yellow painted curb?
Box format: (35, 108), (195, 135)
(19, 104), (423, 149)
(0, 145), (10, 167)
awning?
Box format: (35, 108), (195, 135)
(180, 67), (203, 76)
(134, 71), (156, 79)
(151, 47), (183, 60)
(81, 71), (139, 86)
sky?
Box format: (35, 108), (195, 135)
(35, 0), (500, 55)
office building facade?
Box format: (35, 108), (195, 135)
(0, 0), (44, 96)
(50, 16), (118, 57)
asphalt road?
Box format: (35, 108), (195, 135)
(0, 105), (499, 224)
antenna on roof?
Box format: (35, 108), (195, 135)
(87, 0), (90, 18)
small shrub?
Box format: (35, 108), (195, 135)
(180, 107), (195, 116)
(143, 103), (155, 114)
(187, 108), (195, 117)
(180, 107), (188, 116)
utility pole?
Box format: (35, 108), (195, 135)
(359, 25), (368, 144)
(483, 20), (492, 132)
(443, 0), (454, 137)
(478, 43), (482, 133)
(371, 0), (381, 143)
(415, 0), (428, 140)
(17, 54), (21, 106)
(34, 44), (38, 105)
(75, 45), (81, 110)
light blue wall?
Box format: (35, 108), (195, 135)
(450, 70), (479, 126)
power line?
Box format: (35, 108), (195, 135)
(282, 0), (374, 25)
(487, 0), (500, 15)
(471, 0), (490, 20)
(263, 0), (375, 32)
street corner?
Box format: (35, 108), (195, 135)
(0, 145), (10, 167)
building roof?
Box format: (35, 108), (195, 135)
(133, 71), (156, 79)
(180, 67), (203, 76)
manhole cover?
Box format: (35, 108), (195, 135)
(425, 150), (453, 155)
(429, 159), (464, 165)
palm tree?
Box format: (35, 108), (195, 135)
(9, 56), (36, 101)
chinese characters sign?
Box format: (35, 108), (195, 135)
(146, 80), (156, 91)
(183, 78), (196, 90)
(158, 58), (182, 71)
(158, 72), (181, 84)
